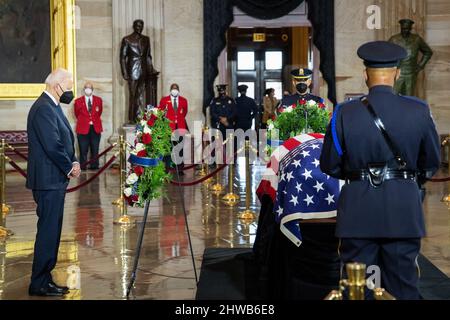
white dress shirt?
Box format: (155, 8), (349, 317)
(44, 90), (59, 106)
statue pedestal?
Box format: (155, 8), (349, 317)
(146, 72), (160, 108)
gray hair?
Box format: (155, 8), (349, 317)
(45, 68), (73, 87)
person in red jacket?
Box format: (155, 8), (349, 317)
(158, 83), (188, 175)
(74, 82), (103, 170)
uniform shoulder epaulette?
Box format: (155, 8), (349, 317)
(400, 95), (428, 107)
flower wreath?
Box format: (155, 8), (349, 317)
(266, 99), (330, 153)
(266, 99), (331, 155)
(124, 108), (173, 207)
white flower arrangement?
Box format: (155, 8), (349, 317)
(126, 173), (139, 185)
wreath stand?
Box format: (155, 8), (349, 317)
(126, 147), (198, 299)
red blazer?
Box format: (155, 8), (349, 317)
(74, 95), (103, 135)
(158, 95), (188, 131)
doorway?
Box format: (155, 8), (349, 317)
(227, 27), (313, 104)
(226, 27), (313, 129)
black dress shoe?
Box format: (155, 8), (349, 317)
(49, 281), (70, 294)
(29, 283), (68, 297)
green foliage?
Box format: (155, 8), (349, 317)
(137, 162), (172, 205)
(126, 109), (174, 207)
(267, 101), (330, 141)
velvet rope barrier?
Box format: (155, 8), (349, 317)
(167, 164), (197, 172)
(6, 143), (117, 168)
(80, 143), (117, 168)
(66, 155), (117, 193)
(8, 147), (28, 161)
(429, 177), (450, 182)
(7, 159), (27, 178)
(169, 147), (240, 186)
(170, 163), (228, 186)
(7, 155), (117, 193)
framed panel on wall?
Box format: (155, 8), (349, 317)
(0, 0), (76, 100)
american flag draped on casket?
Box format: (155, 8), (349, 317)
(256, 134), (342, 247)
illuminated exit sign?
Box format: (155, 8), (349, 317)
(253, 33), (266, 42)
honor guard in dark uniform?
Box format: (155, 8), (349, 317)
(320, 41), (441, 300)
(280, 68), (324, 109)
(209, 84), (236, 140)
(234, 84), (258, 131)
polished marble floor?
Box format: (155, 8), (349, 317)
(0, 160), (449, 300)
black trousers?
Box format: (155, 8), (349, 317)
(77, 125), (101, 169)
(340, 238), (421, 300)
(30, 188), (67, 290)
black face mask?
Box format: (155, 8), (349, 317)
(296, 82), (308, 94)
(58, 85), (74, 104)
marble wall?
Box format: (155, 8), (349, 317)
(334, 0), (377, 103)
(111, 0), (203, 135)
(75, 0), (113, 150)
(426, 0), (450, 134)
(0, 0), (114, 152)
(0, 0), (447, 139)
(334, 0), (449, 135)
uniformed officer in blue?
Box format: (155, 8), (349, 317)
(280, 68), (324, 109)
(209, 84), (236, 139)
(234, 84), (258, 131)
(320, 41), (440, 299)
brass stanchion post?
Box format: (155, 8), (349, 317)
(202, 127), (213, 186)
(346, 262), (366, 300)
(239, 140), (256, 220)
(0, 139), (13, 238)
(442, 136), (450, 203)
(113, 135), (133, 226)
(112, 136), (124, 206)
(0, 140), (10, 215)
(198, 125), (207, 177)
(222, 133), (239, 206)
(211, 130), (224, 193)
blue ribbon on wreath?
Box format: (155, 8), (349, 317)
(129, 154), (163, 167)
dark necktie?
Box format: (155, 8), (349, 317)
(88, 98), (92, 113)
(173, 97), (178, 112)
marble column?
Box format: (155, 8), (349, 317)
(111, 0), (164, 140)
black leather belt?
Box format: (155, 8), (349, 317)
(346, 170), (417, 184)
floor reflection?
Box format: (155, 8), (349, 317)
(0, 163), (449, 300)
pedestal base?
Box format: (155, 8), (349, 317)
(0, 226), (13, 238)
(239, 210), (257, 221)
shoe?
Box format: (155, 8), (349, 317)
(49, 281), (70, 294)
(28, 282), (68, 297)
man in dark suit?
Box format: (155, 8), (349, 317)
(26, 68), (81, 297)
(320, 41), (440, 299)
(234, 84), (258, 132)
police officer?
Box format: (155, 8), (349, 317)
(320, 41), (440, 300)
(209, 84), (236, 140)
(234, 84), (258, 132)
(281, 68), (324, 109)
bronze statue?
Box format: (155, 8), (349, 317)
(120, 19), (156, 123)
(388, 19), (433, 96)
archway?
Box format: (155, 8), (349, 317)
(203, 0), (336, 114)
